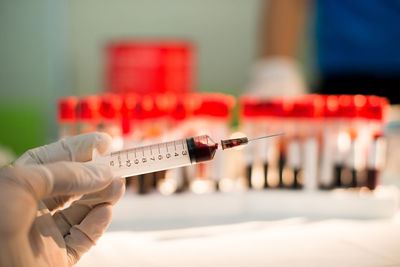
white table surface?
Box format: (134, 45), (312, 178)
(76, 190), (400, 267)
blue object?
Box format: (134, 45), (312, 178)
(316, 0), (400, 76)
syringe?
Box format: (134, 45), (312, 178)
(93, 133), (285, 178)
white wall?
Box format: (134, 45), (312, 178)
(67, 0), (262, 96)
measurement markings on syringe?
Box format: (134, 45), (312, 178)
(166, 142), (171, 158)
(126, 151), (131, 167)
(109, 140), (190, 168)
(158, 144), (162, 160)
(150, 145), (155, 162)
(174, 141), (179, 157)
(118, 152), (122, 167)
(181, 139), (188, 155)
(141, 147), (146, 163)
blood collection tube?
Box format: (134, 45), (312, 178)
(130, 94), (145, 143)
(346, 129), (361, 188)
(332, 95), (351, 188)
(250, 100), (274, 190)
(121, 93), (138, 149)
(367, 133), (386, 190)
(120, 95), (146, 194)
(185, 93), (233, 193)
(333, 95), (366, 188)
(284, 97), (302, 189)
(240, 96), (284, 190)
(196, 94), (235, 191)
(120, 94), (136, 191)
(99, 93), (123, 152)
(136, 95), (158, 194)
(365, 96), (389, 190)
(260, 100), (280, 189)
(240, 96), (258, 189)
(259, 100), (271, 188)
(57, 96), (78, 138)
(151, 94), (176, 190)
(345, 95), (368, 188)
(274, 98), (293, 188)
(154, 93), (176, 137)
(191, 94), (213, 188)
(169, 94), (189, 133)
(131, 94), (177, 194)
(141, 95), (158, 139)
(301, 95), (324, 191)
(354, 95), (371, 188)
(166, 93), (202, 139)
(319, 95), (340, 190)
(163, 94), (191, 194)
(334, 133), (350, 188)
(286, 135), (302, 189)
(77, 95), (101, 134)
(178, 94), (203, 193)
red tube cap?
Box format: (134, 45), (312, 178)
(77, 95), (101, 121)
(58, 96), (78, 122)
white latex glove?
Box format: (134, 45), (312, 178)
(247, 57), (307, 97)
(0, 132), (125, 267)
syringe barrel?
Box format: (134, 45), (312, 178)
(93, 135), (217, 178)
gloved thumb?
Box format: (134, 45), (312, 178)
(5, 161), (113, 201)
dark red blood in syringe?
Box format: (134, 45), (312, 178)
(186, 136), (218, 163)
(194, 141), (218, 162)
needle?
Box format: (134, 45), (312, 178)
(247, 133), (285, 142)
(220, 133), (285, 150)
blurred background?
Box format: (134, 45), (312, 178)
(2, 1), (400, 266)
(1, 0), (278, 155)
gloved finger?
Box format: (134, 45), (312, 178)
(14, 132), (112, 166)
(10, 161), (113, 202)
(42, 195), (76, 212)
(53, 178), (125, 236)
(20, 132), (112, 212)
(16, 132), (112, 211)
(65, 204), (113, 265)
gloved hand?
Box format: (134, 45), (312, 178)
(0, 132), (125, 267)
(246, 57), (307, 97)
